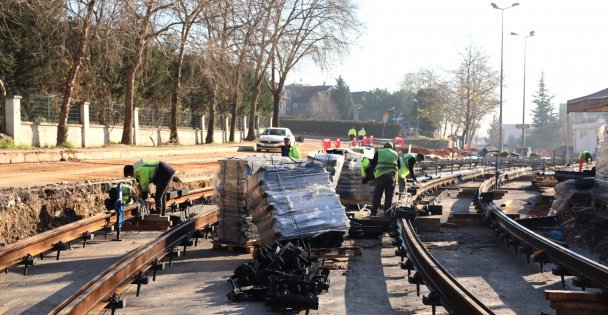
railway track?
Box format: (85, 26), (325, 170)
(392, 166), (608, 314)
(0, 187), (214, 275)
(50, 207), (218, 315)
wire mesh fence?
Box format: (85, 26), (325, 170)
(89, 103), (125, 126)
(259, 116), (271, 128)
(20, 95), (81, 124)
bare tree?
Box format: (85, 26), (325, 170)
(449, 43), (499, 147)
(120, 0), (174, 145)
(168, 0), (206, 144)
(56, 0), (97, 145)
(268, 0), (362, 127)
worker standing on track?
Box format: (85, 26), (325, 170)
(124, 160), (175, 216)
(281, 137), (301, 159)
(348, 126), (357, 142)
(397, 153), (425, 192)
(369, 142), (398, 216)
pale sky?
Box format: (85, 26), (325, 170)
(290, 0), (608, 127)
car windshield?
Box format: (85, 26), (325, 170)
(262, 128), (286, 136)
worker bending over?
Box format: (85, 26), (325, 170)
(398, 153), (425, 192)
(124, 160), (175, 216)
(579, 150), (593, 163)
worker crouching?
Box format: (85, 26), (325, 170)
(124, 160), (176, 216)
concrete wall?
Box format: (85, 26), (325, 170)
(4, 96), (247, 147)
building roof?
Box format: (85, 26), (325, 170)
(567, 88), (608, 113)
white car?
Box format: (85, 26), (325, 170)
(256, 127), (296, 152)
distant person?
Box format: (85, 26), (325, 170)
(369, 142), (398, 216)
(398, 153), (425, 192)
(479, 147), (488, 157)
(348, 126), (357, 142)
(579, 150), (593, 163)
(124, 160), (176, 216)
(281, 137), (301, 159)
(357, 127), (366, 144)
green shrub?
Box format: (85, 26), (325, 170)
(58, 141), (75, 149)
(0, 140), (32, 150)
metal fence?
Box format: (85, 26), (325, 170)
(89, 103), (125, 126)
(20, 95), (80, 124)
(138, 108), (201, 129)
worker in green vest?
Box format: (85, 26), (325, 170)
(124, 160), (176, 216)
(398, 153), (425, 192)
(369, 142), (399, 216)
(360, 156), (374, 184)
(348, 127), (357, 142)
(110, 183), (135, 205)
(281, 137), (301, 159)
(579, 150), (593, 163)
(357, 127), (366, 145)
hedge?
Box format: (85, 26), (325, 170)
(281, 118), (401, 138)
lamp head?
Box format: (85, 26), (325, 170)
(510, 32), (518, 36)
(512, 2), (520, 7)
(491, 2), (499, 9)
(529, 30), (535, 37)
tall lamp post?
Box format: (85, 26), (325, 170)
(511, 30), (535, 148)
(414, 98), (419, 136)
(491, 2), (519, 152)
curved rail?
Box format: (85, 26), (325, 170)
(477, 168), (608, 292)
(0, 187), (214, 272)
(397, 218), (494, 314)
(50, 206), (218, 315)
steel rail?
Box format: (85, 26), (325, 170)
(393, 167), (501, 314)
(397, 218), (494, 314)
(477, 168), (608, 292)
(0, 187), (214, 272)
(50, 206), (218, 315)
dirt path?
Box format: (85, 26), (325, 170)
(0, 142), (322, 188)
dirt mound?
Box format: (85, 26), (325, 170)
(0, 176), (213, 246)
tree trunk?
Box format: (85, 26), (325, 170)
(272, 78), (286, 128)
(57, 0), (96, 145)
(205, 85), (216, 144)
(0, 79), (5, 133)
(169, 52), (184, 143)
(245, 85), (261, 141)
(229, 72), (242, 142)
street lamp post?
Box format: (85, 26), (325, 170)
(491, 2), (519, 152)
(414, 98), (419, 136)
(511, 30), (535, 148)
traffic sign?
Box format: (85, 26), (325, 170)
(515, 124), (530, 129)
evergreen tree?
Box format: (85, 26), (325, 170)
(486, 114), (499, 147)
(330, 76), (354, 119)
(528, 73), (561, 149)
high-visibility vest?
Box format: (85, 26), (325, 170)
(360, 157), (370, 177)
(374, 148), (398, 178)
(288, 146), (301, 159)
(398, 153), (416, 179)
(133, 160), (158, 193)
(579, 150), (592, 162)
(110, 184), (135, 205)
(358, 129), (366, 136)
(348, 128), (357, 136)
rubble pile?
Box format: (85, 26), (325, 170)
(227, 242), (330, 313)
(215, 157), (294, 244)
(245, 161), (349, 245)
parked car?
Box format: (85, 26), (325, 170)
(256, 127), (296, 152)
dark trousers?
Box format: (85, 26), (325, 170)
(371, 173), (395, 215)
(153, 161), (176, 216)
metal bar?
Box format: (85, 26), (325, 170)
(50, 207), (218, 315)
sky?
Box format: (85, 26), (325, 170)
(290, 0), (608, 128)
